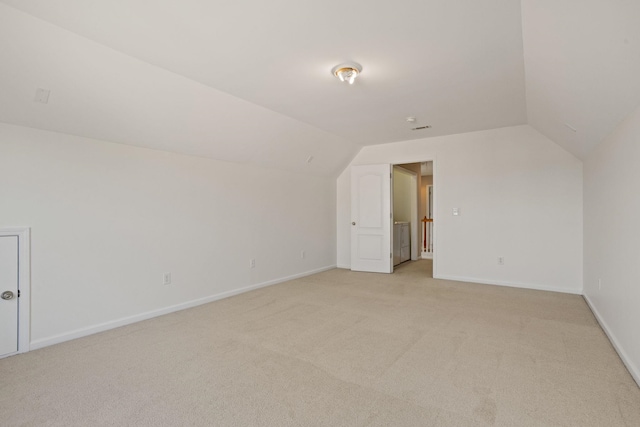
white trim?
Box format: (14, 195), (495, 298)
(434, 273), (582, 295)
(30, 264), (336, 350)
(583, 294), (640, 387)
(0, 227), (30, 356)
(336, 264), (350, 269)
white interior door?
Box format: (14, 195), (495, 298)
(0, 235), (19, 357)
(351, 164), (392, 273)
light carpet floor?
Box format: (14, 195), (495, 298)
(1, 260), (639, 426)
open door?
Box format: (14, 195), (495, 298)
(351, 164), (392, 273)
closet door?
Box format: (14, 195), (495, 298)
(0, 235), (19, 357)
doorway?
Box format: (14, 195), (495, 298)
(349, 161), (436, 276)
(392, 165), (418, 266)
(392, 161), (435, 276)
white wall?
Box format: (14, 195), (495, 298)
(0, 123), (337, 348)
(393, 167), (413, 223)
(337, 125), (583, 293)
(583, 106), (640, 385)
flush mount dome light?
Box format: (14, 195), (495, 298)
(331, 62), (362, 85)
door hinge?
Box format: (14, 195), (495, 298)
(390, 253), (392, 259)
(17, 290), (20, 297)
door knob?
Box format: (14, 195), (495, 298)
(352, 222), (356, 226)
(1, 291), (14, 300)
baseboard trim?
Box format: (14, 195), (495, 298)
(583, 294), (640, 388)
(30, 264), (336, 351)
(336, 264), (350, 269)
(433, 274), (582, 295)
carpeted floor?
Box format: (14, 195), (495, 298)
(1, 260), (639, 426)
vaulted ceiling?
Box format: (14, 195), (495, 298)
(1, 1), (639, 175)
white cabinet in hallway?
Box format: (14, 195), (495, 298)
(393, 222), (410, 266)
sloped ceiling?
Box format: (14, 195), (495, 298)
(0, 1), (638, 173)
(522, 0), (640, 159)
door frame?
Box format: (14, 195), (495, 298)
(0, 227), (30, 356)
(391, 159), (437, 277)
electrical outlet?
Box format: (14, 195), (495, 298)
(250, 259), (255, 268)
(498, 257), (504, 265)
(163, 272), (172, 285)
(301, 250), (306, 259)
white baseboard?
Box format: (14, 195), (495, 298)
(583, 294), (640, 388)
(30, 264), (336, 350)
(433, 274), (583, 295)
(421, 252), (433, 259)
(336, 264), (350, 269)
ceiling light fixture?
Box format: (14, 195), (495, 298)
(331, 62), (362, 85)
